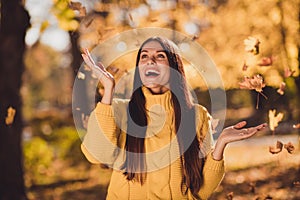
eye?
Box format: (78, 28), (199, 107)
(156, 53), (166, 60)
(140, 53), (148, 60)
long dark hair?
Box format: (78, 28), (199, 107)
(122, 37), (205, 198)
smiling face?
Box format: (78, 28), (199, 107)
(138, 40), (170, 94)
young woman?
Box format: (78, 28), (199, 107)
(81, 36), (267, 199)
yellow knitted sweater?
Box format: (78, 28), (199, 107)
(81, 87), (225, 200)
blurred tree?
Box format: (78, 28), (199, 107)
(0, 0), (30, 199)
(51, 0), (89, 128)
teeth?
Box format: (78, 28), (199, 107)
(145, 69), (160, 76)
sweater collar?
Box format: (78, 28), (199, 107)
(141, 86), (173, 111)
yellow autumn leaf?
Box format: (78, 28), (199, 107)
(244, 36), (260, 55)
(268, 109), (284, 131)
(77, 71), (86, 80)
(5, 106), (16, 125)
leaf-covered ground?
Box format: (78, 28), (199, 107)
(27, 135), (300, 200)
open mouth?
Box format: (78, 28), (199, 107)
(145, 69), (160, 77)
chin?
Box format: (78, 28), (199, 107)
(143, 83), (169, 93)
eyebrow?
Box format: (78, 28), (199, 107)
(141, 49), (166, 53)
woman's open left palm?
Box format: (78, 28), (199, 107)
(219, 121), (267, 145)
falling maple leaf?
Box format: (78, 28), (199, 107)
(239, 74), (267, 109)
(107, 66), (119, 74)
(192, 35), (199, 41)
(211, 118), (219, 134)
(226, 192), (234, 200)
(150, 18), (158, 22)
(5, 106), (16, 125)
(293, 123), (300, 129)
(249, 182), (256, 193)
(269, 140), (283, 154)
(294, 181), (300, 187)
(84, 18), (94, 28)
(277, 82), (286, 95)
(69, 1), (86, 17)
(77, 71), (86, 80)
(258, 56), (275, 66)
(268, 109), (284, 133)
(239, 74), (266, 93)
(284, 68), (296, 78)
(284, 142), (295, 154)
(128, 13), (134, 22)
(81, 113), (89, 129)
(242, 61), (248, 71)
(244, 36), (260, 55)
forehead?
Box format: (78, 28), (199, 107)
(141, 40), (164, 51)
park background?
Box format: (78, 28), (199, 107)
(0, 0), (299, 199)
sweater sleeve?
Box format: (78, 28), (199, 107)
(81, 101), (122, 166)
(195, 105), (225, 199)
(198, 152), (224, 199)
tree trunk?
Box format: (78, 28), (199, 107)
(0, 0), (30, 199)
(69, 30), (91, 128)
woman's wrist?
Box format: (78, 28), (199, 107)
(212, 138), (226, 161)
(101, 88), (114, 105)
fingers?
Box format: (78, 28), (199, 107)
(233, 121), (247, 129)
(239, 123), (268, 136)
(81, 50), (107, 78)
(97, 62), (104, 70)
(81, 53), (90, 65)
(255, 123), (268, 131)
(81, 49), (115, 83)
(81, 48), (96, 66)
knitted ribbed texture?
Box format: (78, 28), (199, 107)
(81, 86), (225, 199)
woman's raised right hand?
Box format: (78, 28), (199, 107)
(81, 48), (115, 104)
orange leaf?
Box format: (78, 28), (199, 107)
(150, 18), (158, 22)
(107, 66), (119, 74)
(269, 140), (283, 154)
(192, 35), (199, 41)
(69, 1), (86, 17)
(239, 74), (267, 109)
(277, 82), (286, 95)
(239, 74), (266, 93)
(258, 56), (275, 66)
(129, 13), (133, 22)
(284, 68), (296, 78)
(211, 118), (219, 134)
(226, 192), (234, 200)
(293, 181), (300, 187)
(242, 62), (248, 71)
(5, 106), (16, 125)
(284, 142), (295, 154)
(293, 123), (300, 129)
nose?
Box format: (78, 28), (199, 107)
(147, 56), (156, 65)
